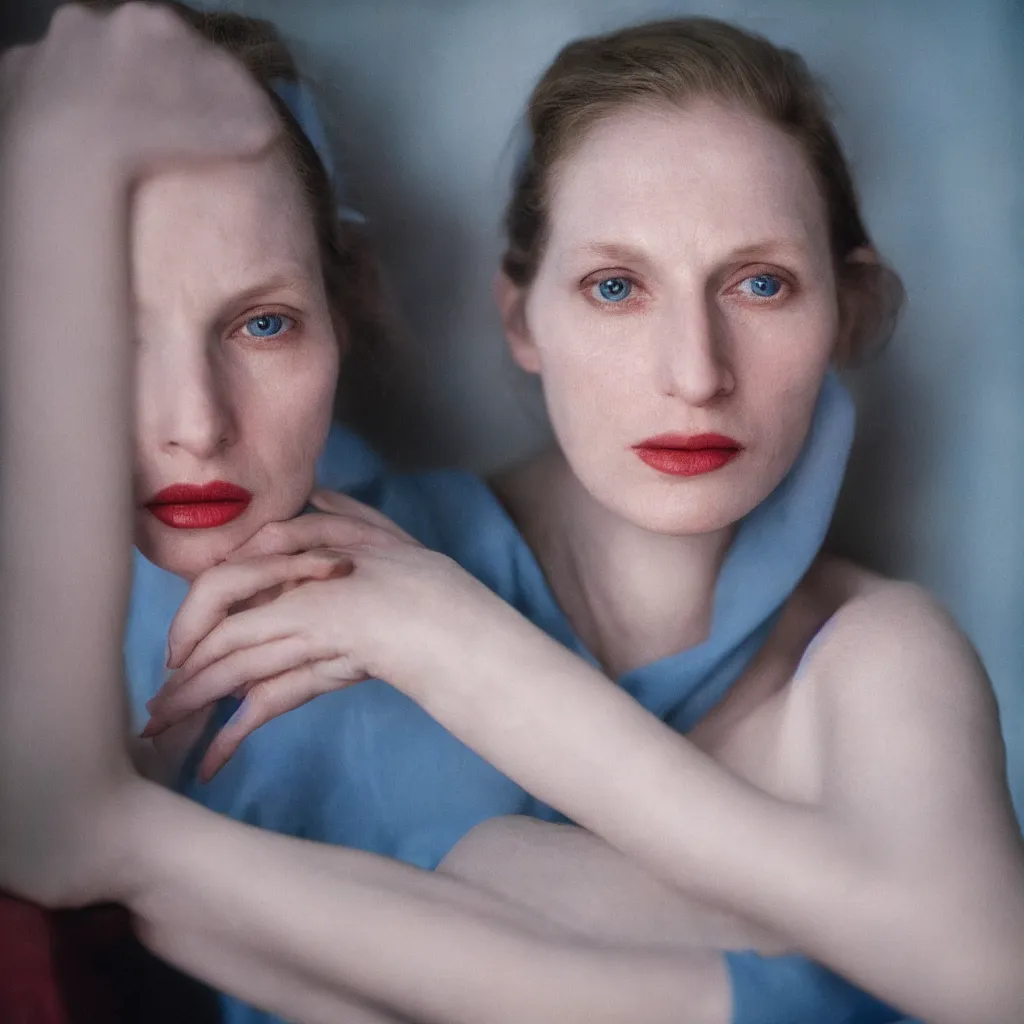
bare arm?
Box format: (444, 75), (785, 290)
(0, 9), (730, 1024)
(151, 519), (1024, 1021)
(0, 116), (732, 1022)
(116, 784), (726, 1024)
(376, 568), (1024, 1023)
(0, 40), (137, 907)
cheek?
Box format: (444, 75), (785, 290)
(530, 299), (635, 428)
(538, 348), (624, 455)
(257, 353), (338, 473)
(734, 295), (836, 415)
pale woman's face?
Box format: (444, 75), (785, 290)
(503, 100), (839, 535)
(131, 148), (339, 579)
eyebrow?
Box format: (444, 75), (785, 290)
(225, 269), (318, 306)
(132, 269), (320, 332)
(723, 239), (810, 262)
(568, 238), (811, 269)
(572, 242), (654, 266)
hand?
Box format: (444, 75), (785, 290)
(167, 488), (420, 666)
(222, 488), (418, 563)
(140, 491), (423, 778)
(0, 3), (279, 181)
(144, 532), (498, 782)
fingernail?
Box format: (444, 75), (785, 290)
(140, 719), (158, 739)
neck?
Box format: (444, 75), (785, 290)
(493, 449), (734, 678)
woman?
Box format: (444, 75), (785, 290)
(2, 5), (1022, 1024)
(0, 5), (838, 1023)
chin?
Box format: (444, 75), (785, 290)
(598, 475), (768, 538)
(629, 503), (751, 537)
(135, 534), (236, 581)
(133, 491), (310, 579)
(134, 510), (263, 580)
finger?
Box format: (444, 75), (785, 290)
(227, 510), (413, 564)
(173, 566), (359, 686)
(165, 601), (301, 703)
(197, 665), (342, 782)
(147, 705), (216, 779)
(167, 550), (351, 667)
(144, 634), (315, 733)
(308, 490), (419, 544)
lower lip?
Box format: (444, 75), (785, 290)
(146, 501), (250, 529)
(633, 447), (740, 476)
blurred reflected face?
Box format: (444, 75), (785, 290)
(131, 148), (339, 579)
(506, 100), (838, 534)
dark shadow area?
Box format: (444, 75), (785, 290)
(286, 29), (502, 470)
(0, 0), (61, 47)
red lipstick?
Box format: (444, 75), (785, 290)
(632, 433), (741, 477)
(145, 481), (252, 529)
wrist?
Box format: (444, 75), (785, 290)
(1, 114), (131, 201)
(381, 587), (538, 710)
(365, 592), (485, 699)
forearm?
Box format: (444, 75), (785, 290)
(404, 602), (1024, 1023)
(408, 607), (832, 929)
(122, 784), (728, 1024)
(0, 134), (134, 776)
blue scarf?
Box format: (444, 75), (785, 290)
(490, 371), (855, 731)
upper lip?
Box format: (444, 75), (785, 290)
(145, 481), (252, 505)
(633, 433), (741, 450)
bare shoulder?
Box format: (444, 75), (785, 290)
(800, 557), (1019, 851)
(805, 555), (993, 710)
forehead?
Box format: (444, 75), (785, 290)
(131, 146), (321, 295)
(546, 100), (830, 259)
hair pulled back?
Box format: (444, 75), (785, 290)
(503, 17), (903, 364)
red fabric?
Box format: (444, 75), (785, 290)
(0, 893), (134, 1024)
(0, 894), (67, 1024)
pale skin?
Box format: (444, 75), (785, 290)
(2, 7), (1023, 1024)
(0, 7), (733, 1023)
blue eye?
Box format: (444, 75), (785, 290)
(244, 313), (294, 339)
(743, 274), (783, 299)
(593, 277), (633, 303)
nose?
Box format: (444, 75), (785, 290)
(656, 296), (734, 405)
(139, 340), (236, 461)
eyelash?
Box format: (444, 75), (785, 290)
(581, 267), (794, 310)
(731, 270), (790, 303)
(231, 308), (300, 342)
(582, 272), (643, 310)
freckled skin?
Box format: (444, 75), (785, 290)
(131, 151), (339, 581)
(3, 9), (1023, 1024)
(510, 101), (836, 537)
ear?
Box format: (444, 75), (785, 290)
(331, 314), (351, 364)
(844, 245), (879, 268)
(494, 270), (541, 375)
(834, 245), (882, 365)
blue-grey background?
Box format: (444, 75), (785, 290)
(217, 0), (1024, 816)
(7, 0), (1020, 816)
